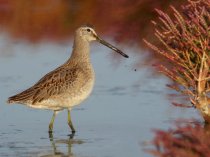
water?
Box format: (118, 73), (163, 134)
(0, 37), (201, 157)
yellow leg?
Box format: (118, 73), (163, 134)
(68, 110), (75, 133)
(49, 111), (57, 133)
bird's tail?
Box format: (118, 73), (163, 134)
(7, 96), (16, 104)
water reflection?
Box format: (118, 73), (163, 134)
(42, 133), (84, 157)
(147, 119), (210, 157)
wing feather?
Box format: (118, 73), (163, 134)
(8, 65), (82, 104)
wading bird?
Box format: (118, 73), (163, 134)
(7, 25), (129, 134)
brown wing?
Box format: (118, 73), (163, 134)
(8, 66), (82, 104)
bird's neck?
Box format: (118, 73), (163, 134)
(66, 37), (91, 65)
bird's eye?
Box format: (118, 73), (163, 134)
(87, 28), (91, 32)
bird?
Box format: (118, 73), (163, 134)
(7, 25), (129, 134)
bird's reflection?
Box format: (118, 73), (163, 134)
(41, 133), (84, 157)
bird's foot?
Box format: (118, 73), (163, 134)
(68, 131), (75, 139)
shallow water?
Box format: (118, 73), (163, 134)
(0, 38), (201, 157)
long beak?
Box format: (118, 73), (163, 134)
(95, 35), (129, 58)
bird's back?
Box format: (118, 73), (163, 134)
(7, 61), (95, 110)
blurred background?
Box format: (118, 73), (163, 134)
(0, 0), (185, 45)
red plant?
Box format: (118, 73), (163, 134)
(147, 121), (210, 157)
(144, 0), (210, 123)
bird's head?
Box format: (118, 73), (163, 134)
(75, 25), (129, 58)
